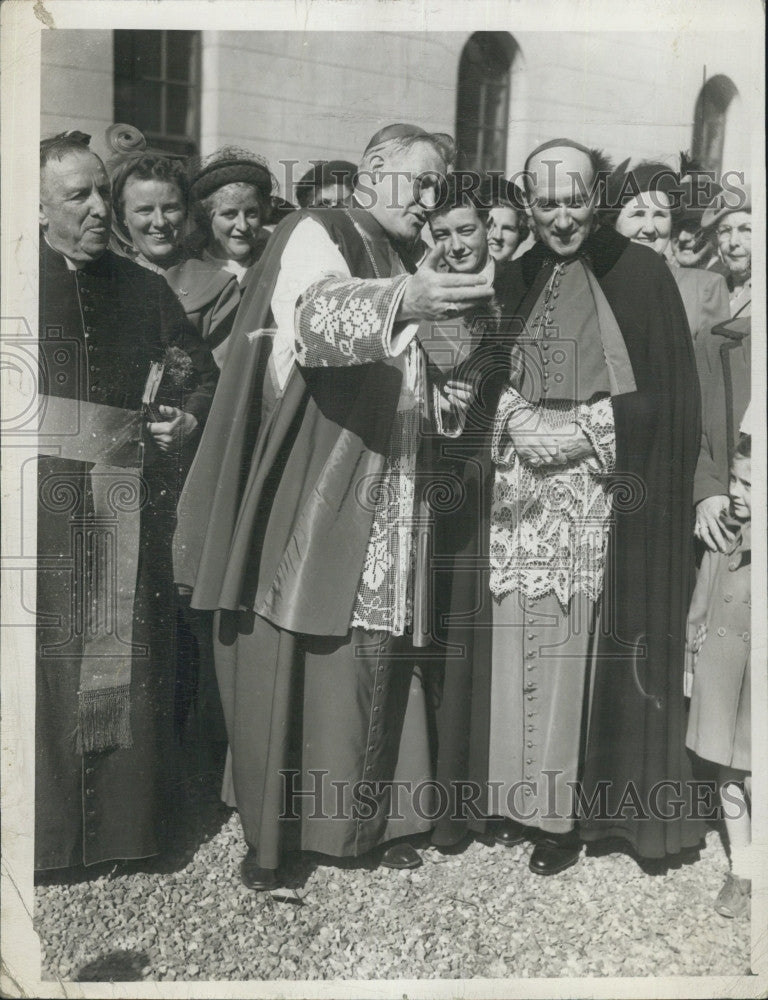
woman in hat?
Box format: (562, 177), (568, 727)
(107, 125), (189, 273)
(106, 124), (240, 368)
(178, 146), (279, 366)
(606, 159), (730, 347)
(187, 148), (274, 272)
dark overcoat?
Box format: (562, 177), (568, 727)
(693, 315), (751, 505)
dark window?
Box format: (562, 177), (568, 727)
(114, 30), (201, 157)
(692, 75), (739, 175)
(455, 32), (514, 173)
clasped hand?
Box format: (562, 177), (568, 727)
(437, 379), (473, 421)
(498, 411), (594, 468)
(398, 243), (494, 323)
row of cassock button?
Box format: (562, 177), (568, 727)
(83, 763), (98, 839)
(523, 616), (539, 791)
(530, 267), (565, 394)
(77, 274), (106, 399)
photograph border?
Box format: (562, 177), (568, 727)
(2, 1), (766, 996)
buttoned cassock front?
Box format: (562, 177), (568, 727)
(36, 241), (219, 869)
(487, 257), (617, 834)
(444, 228), (703, 859)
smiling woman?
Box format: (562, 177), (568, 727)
(106, 123), (190, 271)
(607, 160), (677, 257)
(186, 146), (276, 282)
(122, 176), (187, 265)
(103, 126), (243, 372)
(614, 189), (674, 255)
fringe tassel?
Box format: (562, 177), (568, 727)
(76, 686), (133, 755)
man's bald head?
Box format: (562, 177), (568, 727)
(526, 144), (595, 198)
(523, 140), (603, 258)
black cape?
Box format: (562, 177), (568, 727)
(434, 228), (704, 858)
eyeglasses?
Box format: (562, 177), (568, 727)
(716, 224), (751, 239)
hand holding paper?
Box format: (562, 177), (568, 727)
(147, 405), (198, 453)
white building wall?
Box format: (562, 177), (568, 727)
(505, 30), (753, 177)
(41, 30), (114, 163)
(199, 31), (465, 196)
(41, 28), (754, 198)
(200, 29), (755, 196)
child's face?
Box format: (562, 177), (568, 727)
(729, 456), (751, 521)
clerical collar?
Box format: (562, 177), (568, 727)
(521, 226), (628, 285)
(348, 198), (426, 252)
(347, 201), (398, 244)
(43, 234), (88, 270)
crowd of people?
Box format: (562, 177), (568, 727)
(35, 119), (753, 920)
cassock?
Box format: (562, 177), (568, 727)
(36, 239), (219, 869)
(173, 207), (465, 870)
(435, 227), (704, 857)
(488, 252), (622, 836)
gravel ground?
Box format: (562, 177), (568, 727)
(34, 760), (751, 983)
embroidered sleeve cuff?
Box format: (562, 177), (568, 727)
(575, 395), (616, 473)
(295, 273), (415, 367)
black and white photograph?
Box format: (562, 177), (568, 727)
(1, 0), (765, 996)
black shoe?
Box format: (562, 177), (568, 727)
(240, 847), (279, 890)
(493, 818), (527, 848)
(431, 832), (472, 856)
(380, 841), (422, 870)
(528, 833), (581, 876)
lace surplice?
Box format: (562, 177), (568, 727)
(489, 385), (616, 611)
(297, 271), (463, 636)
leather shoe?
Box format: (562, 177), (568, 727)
(431, 832), (472, 856)
(528, 833), (581, 876)
(493, 818), (526, 848)
(380, 841), (422, 870)
(240, 847), (279, 890)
